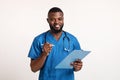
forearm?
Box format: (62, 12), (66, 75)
(30, 52), (47, 72)
(30, 43), (52, 72)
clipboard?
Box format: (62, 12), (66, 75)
(55, 50), (91, 69)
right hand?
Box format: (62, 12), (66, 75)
(42, 42), (53, 56)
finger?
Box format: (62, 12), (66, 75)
(75, 67), (82, 71)
(75, 59), (81, 62)
(49, 44), (53, 47)
(74, 64), (83, 71)
(71, 62), (78, 67)
(73, 61), (83, 67)
(76, 62), (83, 67)
(71, 61), (81, 66)
(44, 44), (51, 50)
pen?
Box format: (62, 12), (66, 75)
(41, 44), (55, 47)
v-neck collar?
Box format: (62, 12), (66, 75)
(47, 31), (65, 43)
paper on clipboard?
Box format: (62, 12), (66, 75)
(55, 50), (91, 69)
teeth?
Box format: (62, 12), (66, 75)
(55, 25), (59, 28)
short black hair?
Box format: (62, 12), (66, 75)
(48, 7), (63, 14)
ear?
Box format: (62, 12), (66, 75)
(47, 18), (49, 23)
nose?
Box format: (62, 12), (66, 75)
(55, 19), (59, 24)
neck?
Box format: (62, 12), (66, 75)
(50, 30), (63, 40)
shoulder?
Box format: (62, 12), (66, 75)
(64, 31), (77, 39)
(33, 31), (47, 42)
(64, 31), (80, 43)
(64, 31), (81, 49)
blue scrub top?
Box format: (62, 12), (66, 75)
(28, 31), (81, 80)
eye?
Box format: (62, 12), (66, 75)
(50, 18), (55, 22)
(58, 18), (63, 21)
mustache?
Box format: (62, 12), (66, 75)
(49, 24), (64, 33)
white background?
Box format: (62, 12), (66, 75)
(0, 0), (120, 80)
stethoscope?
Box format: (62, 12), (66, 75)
(44, 31), (70, 52)
(44, 31), (70, 73)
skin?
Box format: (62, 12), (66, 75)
(30, 12), (83, 72)
(47, 12), (64, 40)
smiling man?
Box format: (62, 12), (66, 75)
(28, 7), (83, 80)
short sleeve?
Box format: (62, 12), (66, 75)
(28, 37), (42, 59)
(65, 31), (81, 50)
(73, 37), (81, 50)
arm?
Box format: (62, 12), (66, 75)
(30, 42), (53, 72)
(30, 52), (47, 72)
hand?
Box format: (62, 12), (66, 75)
(42, 42), (53, 56)
(71, 59), (83, 72)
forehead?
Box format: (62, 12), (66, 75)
(48, 12), (63, 18)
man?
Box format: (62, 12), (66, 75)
(28, 7), (83, 80)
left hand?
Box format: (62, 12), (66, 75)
(71, 59), (83, 71)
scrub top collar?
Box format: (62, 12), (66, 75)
(46, 31), (66, 43)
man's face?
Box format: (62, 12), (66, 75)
(47, 12), (64, 33)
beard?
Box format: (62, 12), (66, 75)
(49, 24), (64, 33)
